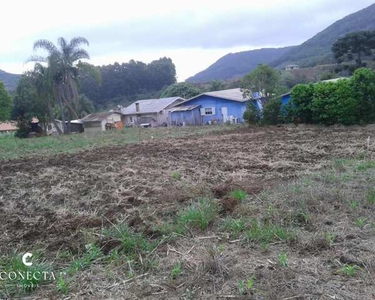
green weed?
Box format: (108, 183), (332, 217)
(338, 264), (361, 277)
(170, 262), (182, 279)
(171, 171), (181, 180)
(57, 276), (68, 295)
(279, 252), (288, 267)
(355, 218), (367, 229)
(230, 189), (247, 201)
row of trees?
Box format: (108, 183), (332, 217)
(79, 58), (177, 109)
(244, 68), (375, 126)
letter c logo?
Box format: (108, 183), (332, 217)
(22, 253), (33, 266)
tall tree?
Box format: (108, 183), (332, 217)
(0, 81), (12, 121)
(28, 37), (90, 133)
(241, 64), (280, 100)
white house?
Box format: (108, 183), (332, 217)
(81, 111), (123, 133)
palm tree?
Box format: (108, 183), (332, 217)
(28, 37), (90, 133)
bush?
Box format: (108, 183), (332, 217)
(262, 98), (282, 125)
(14, 117), (31, 138)
(243, 102), (261, 125)
(290, 84), (315, 123)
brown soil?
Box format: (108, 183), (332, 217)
(1, 125), (375, 299)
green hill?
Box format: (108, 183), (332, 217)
(272, 3), (375, 68)
(187, 3), (375, 83)
(186, 47), (294, 83)
(0, 70), (21, 91)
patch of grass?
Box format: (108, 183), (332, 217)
(57, 276), (68, 295)
(245, 220), (296, 249)
(0, 252), (53, 298)
(349, 200), (360, 210)
(324, 232), (336, 248)
(67, 243), (102, 275)
(337, 264), (361, 277)
(356, 160), (375, 171)
(366, 189), (375, 204)
(355, 218), (367, 229)
(279, 252), (288, 267)
(177, 198), (219, 230)
(171, 171), (181, 180)
(170, 262), (182, 279)
(229, 189), (247, 201)
(221, 217), (246, 237)
(103, 223), (155, 260)
(0, 126), (240, 160)
(238, 280), (246, 295)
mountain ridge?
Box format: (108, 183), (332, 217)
(0, 69), (21, 91)
(187, 3), (375, 83)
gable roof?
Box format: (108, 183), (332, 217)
(181, 88), (262, 104)
(121, 97), (184, 115)
(81, 111), (122, 122)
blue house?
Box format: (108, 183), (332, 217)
(280, 93), (291, 106)
(170, 88), (262, 126)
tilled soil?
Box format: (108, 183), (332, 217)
(1, 125), (375, 299)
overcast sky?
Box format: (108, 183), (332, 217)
(0, 0), (374, 81)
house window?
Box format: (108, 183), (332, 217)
(129, 116), (133, 122)
(204, 107), (213, 115)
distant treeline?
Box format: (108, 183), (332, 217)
(79, 57), (177, 109)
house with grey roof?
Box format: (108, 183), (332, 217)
(171, 88), (262, 125)
(121, 97), (185, 127)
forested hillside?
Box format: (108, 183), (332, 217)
(80, 57), (176, 109)
(0, 70), (21, 91)
(272, 3), (375, 68)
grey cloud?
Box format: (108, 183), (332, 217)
(83, 0), (374, 54)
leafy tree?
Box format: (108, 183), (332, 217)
(161, 82), (201, 99)
(12, 73), (48, 124)
(0, 81), (12, 121)
(332, 31), (375, 68)
(290, 84), (315, 123)
(241, 64), (280, 100)
(351, 68), (375, 123)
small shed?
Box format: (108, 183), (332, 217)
(81, 112), (123, 134)
(169, 105), (202, 126)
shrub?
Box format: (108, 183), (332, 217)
(262, 98), (282, 125)
(243, 102), (261, 125)
(290, 84), (315, 123)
